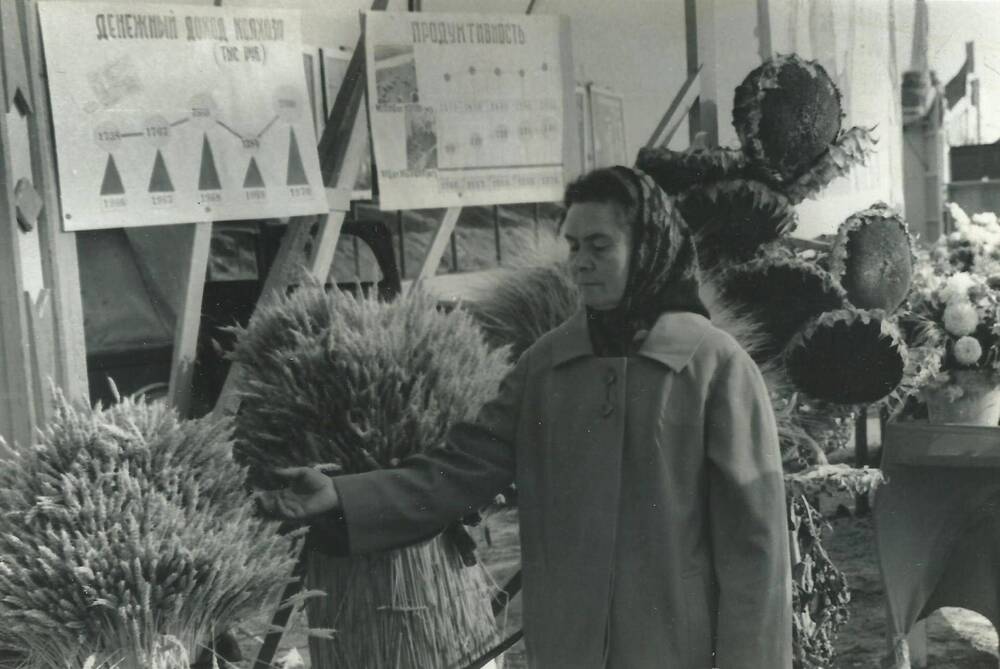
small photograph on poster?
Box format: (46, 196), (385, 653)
(374, 45), (419, 106)
(590, 86), (627, 168)
(406, 106), (438, 170)
(303, 50), (322, 135)
(323, 48), (374, 199)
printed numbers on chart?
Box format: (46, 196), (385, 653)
(245, 190), (266, 201)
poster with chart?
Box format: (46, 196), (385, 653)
(365, 12), (568, 210)
(38, 3), (329, 232)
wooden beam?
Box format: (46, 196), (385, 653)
(25, 288), (55, 424)
(416, 207), (461, 281)
(0, 60), (37, 447)
(309, 104), (372, 280)
(19, 0), (89, 403)
(558, 15), (580, 180)
(660, 98), (698, 149)
(166, 222), (212, 418)
(0, 1), (30, 115)
(755, 0), (772, 62)
(645, 66), (702, 149)
(693, 0), (719, 147)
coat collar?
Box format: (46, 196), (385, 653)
(549, 310), (710, 372)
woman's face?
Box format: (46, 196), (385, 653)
(562, 201), (632, 310)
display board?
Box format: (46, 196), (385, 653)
(38, 3), (328, 231)
(589, 85), (627, 168)
(365, 11), (568, 210)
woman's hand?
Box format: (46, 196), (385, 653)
(254, 467), (341, 520)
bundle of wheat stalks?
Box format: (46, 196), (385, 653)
(228, 284), (510, 668)
(0, 394), (301, 669)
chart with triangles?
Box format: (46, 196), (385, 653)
(39, 3), (330, 232)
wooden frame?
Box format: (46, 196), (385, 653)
(0, 0), (94, 447)
(588, 84), (628, 168)
(20, 0), (88, 403)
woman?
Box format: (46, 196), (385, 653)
(258, 166), (792, 668)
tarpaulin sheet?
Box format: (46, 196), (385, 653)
(874, 421), (1000, 667)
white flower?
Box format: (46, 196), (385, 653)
(954, 336), (983, 365)
(972, 211), (999, 227)
(939, 272), (977, 304)
(278, 649), (305, 669)
(948, 202), (972, 227)
(943, 301), (979, 336)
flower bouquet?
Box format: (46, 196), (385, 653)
(903, 264), (1000, 424)
(934, 203), (1000, 276)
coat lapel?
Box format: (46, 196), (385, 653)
(548, 309), (711, 372)
(636, 312), (710, 372)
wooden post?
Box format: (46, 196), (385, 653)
(416, 207), (462, 280)
(124, 221), (213, 417)
(493, 205), (502, 265)
(0, 3), (40, 448)
(19, 0), (88, 403)
(854, 408), (871, 516)
(167, 223), (212, 417)
(396, 210), (406, 278)
(558, 16), (581, 181)
(755, 0), (772, 62)
(684, 0), (720, 148)
(693, 0), (719, 147)
(25, 289), (55, 424)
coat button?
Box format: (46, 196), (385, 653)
(605, 369), (616, 385)
(601, 402), (615, 417)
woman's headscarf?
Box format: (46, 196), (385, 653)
(582, 165), (709, 356)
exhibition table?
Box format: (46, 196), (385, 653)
(874, 420), (1000, 668)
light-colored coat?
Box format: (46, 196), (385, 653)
(335, 310), (792, 668)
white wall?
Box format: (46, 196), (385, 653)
(768, 0), (906, 238)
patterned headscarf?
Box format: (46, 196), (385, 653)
(584, 166), (709, 356)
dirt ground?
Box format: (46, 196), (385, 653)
(234, 501), (999, 669)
